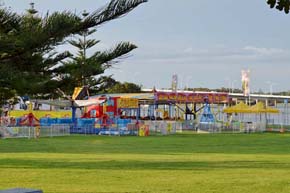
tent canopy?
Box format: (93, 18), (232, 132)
(248, 102), (279, 113)
(223, 101), (279, 114)
(223, 102), (250, 113)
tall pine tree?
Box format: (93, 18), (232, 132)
(0, 0), (147, 105)
(56, 10), (138, 94)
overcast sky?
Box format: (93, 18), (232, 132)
(3, 0), (290, 92)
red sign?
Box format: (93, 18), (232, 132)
(155, 91), (229, 103)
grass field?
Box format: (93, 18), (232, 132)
(1, 133), (290, 193)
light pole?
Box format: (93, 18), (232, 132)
(225, 78), (236, 93)
(185, 75), (192, 90)
(231, 80), (237, 93)
(266, 81), (276, 95)
(179, 75), (184, 90)
(225, 77), (231, 93)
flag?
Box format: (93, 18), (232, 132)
(241, 70), (250, 96)
(72, 86), (89, 100)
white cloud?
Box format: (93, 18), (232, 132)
(243, 46), (287, 55)
(131, 45), (290, 66)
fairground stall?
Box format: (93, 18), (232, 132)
(6, 88), (287, 138)
(141, 90), (230, 133)
(0, 102), (72, 138)
(223, 101), (280, 133)
(74, 91), (231, 135)
(78, 94), (141, 135)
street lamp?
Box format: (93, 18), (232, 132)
(266, 81), (276, 95)
(225, 77), (231, 93)
(185, 75), (192, 90)
(231, 80), (237, 93)
(225, 78), (236, 93)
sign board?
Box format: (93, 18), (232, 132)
(156, 91), (229, 103)
(117, 98), (139, 109)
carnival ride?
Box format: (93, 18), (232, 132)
(7, 87), (104, 126)
(4, 86), (285, 136)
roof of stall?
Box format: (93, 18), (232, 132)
(91, 91), (230, 105)
(223, 101), (279, 114)
(223, 102), (250, 113)
(248, 102), (279, 113)
(90, 93), (154, 100)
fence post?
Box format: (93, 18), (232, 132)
(28, 127), (30, 139)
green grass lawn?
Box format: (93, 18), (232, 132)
(1, 133), (290, 193)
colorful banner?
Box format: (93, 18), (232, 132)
(10, 110), (72, 119)
(117, 98), (139, 108)
(155, 91), (229, 103)
(241, 70), (250, 96)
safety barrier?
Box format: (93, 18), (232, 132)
(197, 121), (266, 133)
(137, 120), (266, 134)
(40, 124), (71, 137)
(69, 118), (138, 135)
(142, 121), (182, 135)
(0, 119), (269, 139)
(0, 124), (70, 139)
(0, 126), (35, 138)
